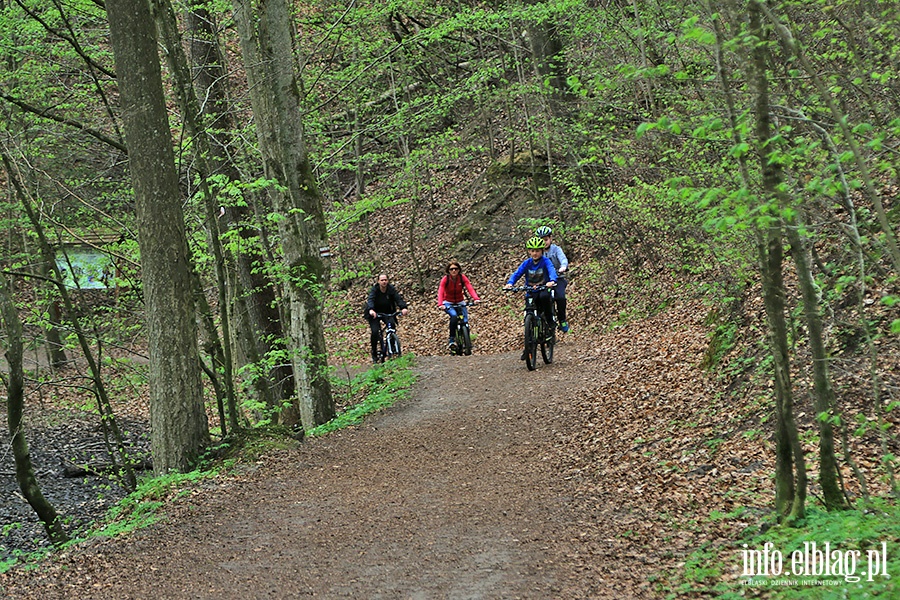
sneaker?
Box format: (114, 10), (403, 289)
(449, 341), (457, 353)
(559, 321), (569, 333)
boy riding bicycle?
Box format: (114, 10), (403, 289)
(504, 237), (557, 359)
(536, 225), (570, 333)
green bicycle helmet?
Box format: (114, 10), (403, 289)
(535, 225), (552, 238)
(525, 236), (545, 250)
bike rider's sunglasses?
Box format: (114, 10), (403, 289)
(449, 267), (459, 271)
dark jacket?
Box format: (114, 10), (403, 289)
(366, 283), (408, 316)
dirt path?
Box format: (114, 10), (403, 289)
(4, 345), (628, 600)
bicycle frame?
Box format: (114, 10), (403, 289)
(444, 301), (475, 355)
(506, 286), (555, 321)
(504, 286), (556, 370)
(374, 312), (402, 362)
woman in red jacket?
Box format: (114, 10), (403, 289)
(436, 260), (480, 352)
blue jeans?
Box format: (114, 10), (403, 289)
(443, 302), (469, 341)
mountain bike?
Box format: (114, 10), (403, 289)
(444, 301), (475, 356)
(504, 286), (556, 371)
(375, 312), (402, 363)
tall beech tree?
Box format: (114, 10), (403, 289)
(185, 0), (296, 414)
(232, 0), (334, 430)
(151, 0), (239, 435)
(105, 0), (209, 472)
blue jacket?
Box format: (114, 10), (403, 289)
(507, 255), (557, 288)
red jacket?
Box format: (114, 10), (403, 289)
(437, 273), (480, 305)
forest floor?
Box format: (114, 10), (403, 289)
(1, 298), (775, 599)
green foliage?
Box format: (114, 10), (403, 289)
(702, 318), (738, 371)
(308, 355), (417, 437)
(677, 544), (725, 593)
(665, 500), (900, 598)
(518, 216), (564, 240)
(97, 470), (211, 536)
(0, 546), (52, 574)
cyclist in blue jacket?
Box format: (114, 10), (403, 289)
(504, 237), (557, 358)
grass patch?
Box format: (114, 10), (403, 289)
(662, 499), (900, 598)
(0, 547), (51, 574)
(309, 354), (417, 437)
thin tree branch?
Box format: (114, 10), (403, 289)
(11, 0), (117, 79)
(0, 93), (127, 153)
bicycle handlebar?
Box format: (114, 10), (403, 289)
(503, 284), (554, 293)
(442, 300), (477, 308)
(375, 312), (403, 318)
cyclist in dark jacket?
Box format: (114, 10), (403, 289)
(365, 274), (409, 363)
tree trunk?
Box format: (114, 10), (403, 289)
(232, 0), (335, 430)
(749, 0), (806, 521)
(151, 0), (240, 436)
(106, 0), (209, 472)
(757, 229), (797, 518)
(0, 274), (69, 546)
(786, 223), (845, 510)
(41, 259), (67, 369)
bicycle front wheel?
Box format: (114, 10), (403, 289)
(452, 325), (464, 355)
(461, 325), (472, 356)
(386, 331), (402, 359)
(523, 313), (538, 371)
(377, 336), (387, 363)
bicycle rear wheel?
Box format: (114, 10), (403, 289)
(523, 313), (538, 371)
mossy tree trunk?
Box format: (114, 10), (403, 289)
(232, 0), (334, 430)
(749, 0), (806, 522)
(106, 0), (210, 472)
(40, 258), (67, 370)
(786, 223), (846, 511)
